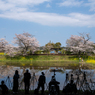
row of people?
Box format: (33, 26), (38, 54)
(0, 70), (79, 95)
(13, 69), (31, 94)
(0, 70), (60, 95)
(0, 70), (46, 94)
(0, 69), (31, 94)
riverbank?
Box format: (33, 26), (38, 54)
(0, 55), (79, 66)
(0, 54), (95, 68)
(1, 90), (94, 95)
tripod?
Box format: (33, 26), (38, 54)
(6, 76), (12, 90)
(63, 73), (69, 89)
(79, 72), (91, 92)
(19, 75), (24, 90)
(30, 72), (37, 90)
(53, 69), (56, 80)
(79, 79), (91, 92)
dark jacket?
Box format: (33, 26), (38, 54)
(38, 75), (46, 84)
(0, 84), (8, 94)
(24, 72), (31, 83)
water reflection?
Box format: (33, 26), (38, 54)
(0, 65), (95, 90)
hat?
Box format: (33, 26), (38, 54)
(26, 69), (29, 72)
(41, 72), (45, 75)
(1, 80), (4, 84)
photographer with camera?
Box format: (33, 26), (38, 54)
(49, 76), (60, 95)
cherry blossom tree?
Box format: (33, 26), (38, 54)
(66, 33), (95, 56)
(0, 38), (18, 57)
(13, 32), (39, 55)
(4, 44), (18, 57)
(0, 38), (8, 52)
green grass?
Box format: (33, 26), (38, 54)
(4, 61), (79, 67)
(0, 55), (79, 61)
(0, 54), (95, 68)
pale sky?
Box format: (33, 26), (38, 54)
(0, 0), (95, 46)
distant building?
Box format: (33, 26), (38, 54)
(50, 48), (62, 54)
(50, 50), (55, 54)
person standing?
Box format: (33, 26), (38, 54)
(13, 70), (19, 93)
(37, 72), (46, 95)
(24, 69), (31, 94)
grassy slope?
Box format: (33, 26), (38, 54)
(0, 55), (79, 62)
(0, 54), (95, 68)
(0, 55), (79, 66)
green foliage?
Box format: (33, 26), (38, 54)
(34, 50), (43, 54)
(44, 41), (62, 53)
(54, 42), (61, 48)
(45, 41), (54, 47)
(60, 49), (66, 54)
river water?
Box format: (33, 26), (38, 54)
(0, 65), (95, 90)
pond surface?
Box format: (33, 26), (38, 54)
(0, 65), (95, 90)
